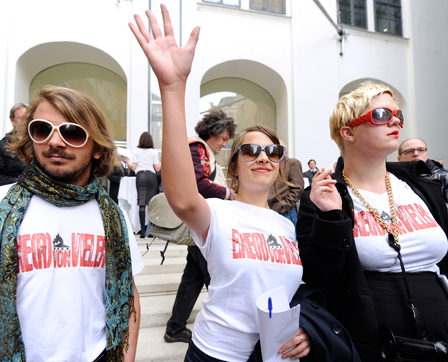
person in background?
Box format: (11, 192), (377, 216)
(303, 159), (319, 185)
(267, 140), (303, 229)
(129, 6), (311, 361)
(0, 86), (143, 361)
(397, 138), (448, 207)
(297, 82), (448, 362)
(108, 155), (136, 204)
(164, 109), (237, 343)
(126, 131), (161, 238)
(0, 103), (27, 185)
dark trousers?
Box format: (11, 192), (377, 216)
(166, 245), (210, 334)
(184, 340), (226, 362)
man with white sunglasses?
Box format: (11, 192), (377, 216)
(0, 86), (143, 362)
(398, 138), (448, 207)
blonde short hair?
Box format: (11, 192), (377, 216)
(330, 81), (395, 153)
(9, 86), (116, 177)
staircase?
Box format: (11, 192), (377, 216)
(134, 239), (206, 362)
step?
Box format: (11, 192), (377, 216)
(139, 257), (187, 275)
(135, 273), (185, 294)
(135, 325), (193, 362)
(139, 291), (206, 328)
(137, 240), (189, 260)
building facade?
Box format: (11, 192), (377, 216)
(1, 0), (447, 169)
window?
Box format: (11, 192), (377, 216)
(203, 0), (240, 7)
(338, 0), (367, 29)
(200, 77), (277, 178)
(250, 0), (285, 15)
(375, 0), (402, 36)
(31, 63), (127, 145)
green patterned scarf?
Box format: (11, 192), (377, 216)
(0, 161), (134, 361)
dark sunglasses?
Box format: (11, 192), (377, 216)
(232, 143), (285, 163)
(28, 119), (89, 148)
(346, 107), (404, 128)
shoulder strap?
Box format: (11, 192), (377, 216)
(210, 162), (217, 182)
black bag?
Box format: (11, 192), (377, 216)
(380, 327), (448, 362)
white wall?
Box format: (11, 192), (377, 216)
(1, 0), (447, 165)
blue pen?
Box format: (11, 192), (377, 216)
(268, 297), (273, 318)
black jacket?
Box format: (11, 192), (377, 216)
(296, 161), (448, 362)
(427, 159), (448, 207)
(0, 132), (25, 186)
(303, 169), (318, 185)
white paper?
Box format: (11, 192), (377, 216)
(256, 286), (301, 362)
(116, 147), (131, 159)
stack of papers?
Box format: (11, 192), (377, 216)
(256, 286), (301, 362)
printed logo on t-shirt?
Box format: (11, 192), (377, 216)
(231, 229), (302, 265)
(353, 202), (439, 238)
(17, 232), (106, 273)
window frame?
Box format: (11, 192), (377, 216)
(374, 0), (403, 36)
(249, 0), (286, 15)
(202, 0), (241, 8)
(337, 0), (367, 29)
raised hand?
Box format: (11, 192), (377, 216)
(129, 4), (200, 89)
(309, 168), (342, 212)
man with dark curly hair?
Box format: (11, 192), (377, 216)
(0, 86), (143, 362)
(164, 109), (237, 343)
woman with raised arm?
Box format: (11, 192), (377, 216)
(296, 82), (448, 361)
(129, 5), (310, 362)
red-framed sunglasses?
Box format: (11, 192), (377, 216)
(346, 107), (404, 128)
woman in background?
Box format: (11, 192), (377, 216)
(127, 131), (160, 238)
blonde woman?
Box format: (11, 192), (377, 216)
(297, 82), (448, 361)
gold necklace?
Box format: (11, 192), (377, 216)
(342, 170), (400, 249)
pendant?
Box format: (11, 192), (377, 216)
(388, 233), (401, 252)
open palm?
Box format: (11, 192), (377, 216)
(129, 4), (200, 88)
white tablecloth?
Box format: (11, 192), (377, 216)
(118, 177), (146, 233)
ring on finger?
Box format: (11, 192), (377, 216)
(299, 335), (304, 344)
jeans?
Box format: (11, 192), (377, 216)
(166, 246), (210, 334)
(279, 206), (297, 230)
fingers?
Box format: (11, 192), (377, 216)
(145, 8), (163, 40)
(278, 329), (311, 359)
(185, 26), (201, 53)
(135, 13), (153, 43)
(312, 167), (331, 181)
(129, 17), (151, 50)
(160, 3), (175, 38)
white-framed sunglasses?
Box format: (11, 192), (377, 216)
(28, 119), (89, 148)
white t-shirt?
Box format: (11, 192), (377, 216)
(16, 196), (144, 362)
(349, 173), (448, 273)
(189, 199), (303, 362)
(132, 148), (159, 174)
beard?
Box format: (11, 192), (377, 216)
(39, 149), (94, 185)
